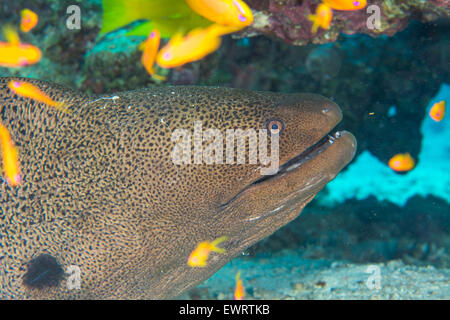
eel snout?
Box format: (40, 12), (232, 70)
(217, 95), (356, 250)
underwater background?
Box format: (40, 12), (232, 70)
(0, 0), (448, 299)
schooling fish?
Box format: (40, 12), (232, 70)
(308, 3), (333, 34)
(0, 123), (21, 187)
(140, 30), (166, 81)
(0, 27), (41, 67)
(101, 0), (245, 69)
(156, 24), (239, 68)
(429, 100), (445, 122)
(322, 0), (367, 11)
(188, 236), (228, 267)
(185, 0), (253, 27)
(8, 80), (70, 113)
(388, 153), (415, 172)
(20, 9), (39, 33)
(0, 77), (356, 299)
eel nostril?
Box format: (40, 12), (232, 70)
(322, 107), (331, 114)
(321, 103), (342, 125)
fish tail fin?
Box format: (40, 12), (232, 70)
(100, 0), (189, 35)
(208, 24), (244, 37)
(2, 25), (20, 45)
(138, 40), (146, 51)
(144, 62), (167, 81)
(212, 247), (226, 254)
(56, 102), (73, 115)
(211, 236), (228, 253)
(151, 74), (166, 81)
(307, 14), (319, 34)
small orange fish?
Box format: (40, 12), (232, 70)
(0, 123), (21, 187)
(388, 153), (415, 172)
(157, 25), (223, 68)
(20, 9), (39, 33)
(429, 101), (445, 122)
(322, 0), (367, 10)
(185, 0), (254, 27)
(0, 27), (41, 67)
(234, 271), (245, 300)
(8, 80), (70, 113)
(188, 236), (228, 267)
(140, 30), (166, 81)
(308, 3), (333, 34)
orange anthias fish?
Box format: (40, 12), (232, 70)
(185, 0), (254, 27)
(388, 153), (415, 172)
(156, 24), (238, 69)
(429, 100), (445, 122)
(8, 80), (70, 113)
(0, 27), (41, 67)
(187, 236), (228, 267)
(308, 3), (333, 34)
(20, 9), (39, 33)
(322, 0), (367, 10)
(234, 271), (245, 300)
(0, 123), (21, 187)
(140, 29), (166, 81)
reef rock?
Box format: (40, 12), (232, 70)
(242, 0), (450, 45)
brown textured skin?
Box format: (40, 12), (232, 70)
(0, 77), (356, 299)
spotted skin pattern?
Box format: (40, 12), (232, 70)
(0, 77), (355, 299)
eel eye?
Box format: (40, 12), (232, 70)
(266, 119), (284, 136)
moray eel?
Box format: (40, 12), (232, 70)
(0, 77), (356, 299)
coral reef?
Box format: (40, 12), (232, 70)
(0, 0), (101, 88)
(82, 27), (165, 93)
(243, 0), (450, 46)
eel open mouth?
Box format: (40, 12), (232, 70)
(251, 130), (343, 186)
(218, 129), (345, 209)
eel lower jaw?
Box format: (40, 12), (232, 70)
(218, 130), (345, 209)
(250, 130), (343, 186)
